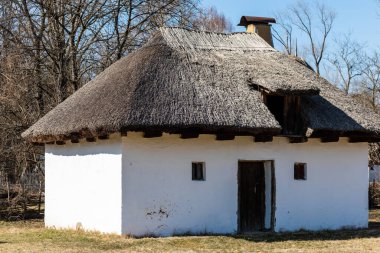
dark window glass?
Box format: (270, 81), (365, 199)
(265, 95), (303, 135)
(266, 95), (284, 126)
(192, 162), (205, 181)
(294, 163), (307, 180)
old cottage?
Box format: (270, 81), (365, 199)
(23, 17), (380, 236)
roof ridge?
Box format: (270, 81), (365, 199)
(158, 26), (275, 52)
(160, 26), (249, 36)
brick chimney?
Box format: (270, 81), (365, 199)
(238, 16), (276, 47)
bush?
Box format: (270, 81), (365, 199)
(369, 181), (380, 208)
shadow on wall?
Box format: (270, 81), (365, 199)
(46, 139), (122, 157)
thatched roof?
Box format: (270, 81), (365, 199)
(22, 27), (380, 143)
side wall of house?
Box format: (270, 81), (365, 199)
(45, 135), (123, 234)
(274, 138), (368, 232)
(121, 133), (368, 236)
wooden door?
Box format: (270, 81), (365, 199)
(238, 161), (266, 232)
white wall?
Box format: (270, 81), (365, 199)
(44, 133), (368, 236)
(45, 135), (123, 234)
(121, 133), (368, 236)
(274, 138), (368, 232)
(122, 133), (238, 236)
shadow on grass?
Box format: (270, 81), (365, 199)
(164, 219), (380, 243)
(232, 226), (380, 243)
(0, 207), (44, 222)
(0, 195), (44, 222)
(141, 224), (380, 244)
(369, 221), (380, 228)
(1, 204), (380, 245)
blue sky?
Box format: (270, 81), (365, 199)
(202, 0), (380, 51)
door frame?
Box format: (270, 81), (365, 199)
(237, 160), (276, 233)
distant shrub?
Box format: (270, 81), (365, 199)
(369, 181), (380, 208)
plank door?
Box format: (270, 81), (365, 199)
(238, 161), (266, 233)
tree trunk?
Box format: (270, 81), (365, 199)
(6, 175), (10, 203)
(38, 179), (42, 214)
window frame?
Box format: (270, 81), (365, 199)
(192, 162), (206, 181)
(294, 162), (307, 180)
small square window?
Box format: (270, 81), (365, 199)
(192, 162), (205, 181)
(294, 163), (307, 180)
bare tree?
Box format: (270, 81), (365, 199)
(273, 11), (295, 55)
(105, 0), (201, 63)
(275, 1), (335, 76)
(9, 0), (200, 101)
(0, 0), (201, 219)
(18, 0), (113, 101)
(328, 34), (364, 94)
(0, 44), (44, 219)
(192, 6), (233, 33)
(360, 52), (380, 108)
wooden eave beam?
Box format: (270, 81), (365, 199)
(288, 136), (308, 143)
(143, 131), (163, 138)
(320, 136), (339, 143)
(216, 134), (235, 141)
(56, 140), (66, 145)
(98, 135), (109, 140)
(180, 132), (199, 139)
(71, 139), (80, 144)
(310, 130), (343, 138)
(349, 136), (373, 143)
(254, 135), (273, 142)
(86, 137), (96, 142)
(32, 142), (44, 146)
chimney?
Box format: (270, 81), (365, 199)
(238, 16), (276, 47)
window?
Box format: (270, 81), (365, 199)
(192, 162), (205, 181)
(264, 95), (303, 135)
(265, 95), (285, 126)
(294, 163), (307, 180)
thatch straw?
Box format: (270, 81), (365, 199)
(22, 27), (380, 143)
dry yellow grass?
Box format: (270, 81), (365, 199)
(0, 210), (380, 253)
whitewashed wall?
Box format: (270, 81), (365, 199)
(45, 135), (123, 234)
(44, 133), (368, 236)
(273, 138), (368, 232)
(121, 133), (368, 236)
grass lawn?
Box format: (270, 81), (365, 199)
(0, 210), (380, 253)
